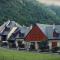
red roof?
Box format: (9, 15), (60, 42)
(25, 24), (47, 42)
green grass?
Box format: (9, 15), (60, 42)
(0, 48), (60, 60)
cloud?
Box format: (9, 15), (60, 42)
(36, 0), (60, 6)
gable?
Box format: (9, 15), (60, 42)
(25, 25), (47, 42)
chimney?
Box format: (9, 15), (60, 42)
(53, 24), (55, 30)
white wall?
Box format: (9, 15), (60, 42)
(57, 40), (60, 47)
(48, 41), (52, 50)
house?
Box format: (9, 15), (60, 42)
(0, 20), (22, 48)
(0, 20), (30, 49)
(24, 24), (48, 51)
(24, 23), (60, 51)
(44, 24), (60, 51)
(15, 25), (30, 50)
(48, 25), (60, 51)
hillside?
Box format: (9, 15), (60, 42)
(0, 0), (60, 25)
(49, 5), (60, 17)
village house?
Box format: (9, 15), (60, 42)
(24, 23), (60, 52)
(0, 20), (29, 50)
(0, 20), (21, 48)
(48, 25), (60, 52)
(15, 25), (29, 50)
(24, 24), (48, 51)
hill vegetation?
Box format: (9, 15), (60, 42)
(0, 0), (60, 25)
(49, 5), (60, 18)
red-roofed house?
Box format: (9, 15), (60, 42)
(24, 23), (60, 51)
(24, 24), (48, 51)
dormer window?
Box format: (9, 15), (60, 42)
(53, 29), (59, 38)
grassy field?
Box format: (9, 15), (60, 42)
(0, 48), (60, 60)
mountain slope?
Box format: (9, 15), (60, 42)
(0, 0), (60, 25)
(49, 5), (60, 17)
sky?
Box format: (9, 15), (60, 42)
(36, 0), (60, 6)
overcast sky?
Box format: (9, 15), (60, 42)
(36, 0), (60, 6)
